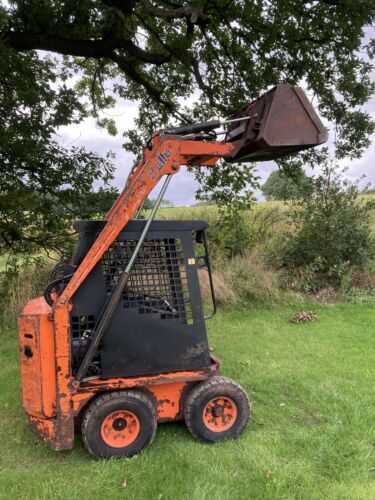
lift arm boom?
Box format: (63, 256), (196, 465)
(57, 135), (235, 305)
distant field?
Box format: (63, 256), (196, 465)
(157, 196), (375, 236)
(157, 200), (285, 220)
(1, 304), (375, 499)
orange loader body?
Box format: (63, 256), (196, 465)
(19, 136), (233, 451)
(18, 85), (327, 456)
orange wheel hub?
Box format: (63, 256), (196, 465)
(100, 410), (140, 448)
(203, 396), (238, 432)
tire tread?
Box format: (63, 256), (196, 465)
(184, 376), (250, 442)
(81, 390), (157, 458)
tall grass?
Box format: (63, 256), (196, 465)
(160, 204), (294, 305)
(0, 258), (53, 326)
(199, 250), (287, 306)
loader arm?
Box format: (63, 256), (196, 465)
(57, 135), (235, 305)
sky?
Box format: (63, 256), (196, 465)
(56, 30), (375, 206)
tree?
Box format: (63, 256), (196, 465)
(262, 169), (313, 201)
(0, 46), (115, 257)
(0, 1), (374, 253)
(2, 2), (373, 148)
(280, 163), (375, 290)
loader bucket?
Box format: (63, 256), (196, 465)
(226, 84), (328, 162)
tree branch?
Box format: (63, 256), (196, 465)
(101, 0), (140, 16)
(110, 53), (174, 111)
(3, 30), (170, 64)
(139, 0), (208, 22)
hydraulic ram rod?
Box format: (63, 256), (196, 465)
(163, 115), (251, 136)
(75, 175), (172, 382)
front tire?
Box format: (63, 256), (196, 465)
(81, 390), (157, 459)
(184, 376), (250, 442)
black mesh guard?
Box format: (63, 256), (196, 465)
(102, 238), (193, 324)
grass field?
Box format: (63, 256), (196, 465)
(1, 304), (375, 499)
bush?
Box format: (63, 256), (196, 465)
(279, 164), (375, 291)
(205, 205), (285, 261)
(207, 211), (252, 259)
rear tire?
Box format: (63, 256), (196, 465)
(81, 390), (157, 459)
(184, 376), (250, 442)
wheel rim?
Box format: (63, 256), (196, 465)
(203, 396), (238, 432)
(100, 410), (141, 448)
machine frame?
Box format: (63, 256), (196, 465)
(18, 84), (327, 455)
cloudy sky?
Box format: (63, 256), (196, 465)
(57, 28), (375, 206)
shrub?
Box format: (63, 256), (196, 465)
(207, 211), (252, 259)
(279, 163), (375, 291)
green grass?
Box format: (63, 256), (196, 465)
(1, 304), (375, 499)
